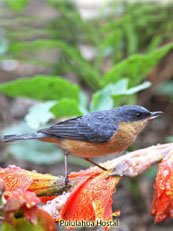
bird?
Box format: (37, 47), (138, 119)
(3, 105), (163, 186)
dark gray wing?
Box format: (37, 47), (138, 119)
(39, 111), (118, 142)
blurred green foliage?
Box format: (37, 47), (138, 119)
(102, 43), (173, 87)
(0, 0), (172, 165)
(4, 0), (29, 12)
(1, 0), (172, 89)
(0, 76), (80, 101)
(156, 81), (173, 102)
(155, 81), (173, 144)
(166, 136), (173, 143)
(90, 79), (151, 111)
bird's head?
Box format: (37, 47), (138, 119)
(113, 105), (163, 135)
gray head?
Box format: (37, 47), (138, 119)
(112, 105), (163, 122)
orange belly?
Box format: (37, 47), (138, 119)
(39, 121), (140, 158)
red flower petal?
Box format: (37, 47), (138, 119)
(0, 165), (58, 198)
(0, 166), (32, 196)
(57, 170), (120, 229)
(151, 151), (173, 222)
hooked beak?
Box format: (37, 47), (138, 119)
(148, 111), (163, 120)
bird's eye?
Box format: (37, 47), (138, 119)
(136, 112), (141, 117)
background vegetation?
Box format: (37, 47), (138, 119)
(0, 0), (172, 230)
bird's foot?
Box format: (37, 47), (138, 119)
(62, 176), (71, 191)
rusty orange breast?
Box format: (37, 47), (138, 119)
(39, 120), (147, 158)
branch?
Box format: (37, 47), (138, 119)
(69, 143), (173, 185)
(107, 143), (172, 177)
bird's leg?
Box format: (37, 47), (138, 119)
(64, 150), (69, 187)
(85, 158), (108, 171)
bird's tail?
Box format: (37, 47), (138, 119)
(3, 133), (50, 142)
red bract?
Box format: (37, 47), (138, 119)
(56, 170), (120, 230)
(151, 151), (173, 222)
(0, 165), (58, 198)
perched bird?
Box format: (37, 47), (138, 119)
(3, 105), (162, 185)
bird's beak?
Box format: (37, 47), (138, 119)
(148, 111), (163, 120)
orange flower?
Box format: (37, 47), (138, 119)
(151, 151), (173, 222)
(56, 169), (120, 230)
(0, 165), (58, 199)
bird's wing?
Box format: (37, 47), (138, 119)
(39, 112), (118, 142)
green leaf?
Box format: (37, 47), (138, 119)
(50, 98), (83, 118)
(112, 81), (151, 106)
(2, 123), (64, 165)
(78, 91), (89, 114)
(147, 35), (163, 52)
(124, 23), (138, 55)
(95, 28), (123, 69)
(90, 79), (128, 111)
(4, 0), (29, 12)
(0, 76), (80, 101)
(102, 43), (173, 87)
(2, 222), (12, 231)
(2, 219), (44, 231)
(91, 79), (151, 111)
(90, 84), (114, 111)
(25, 98), (84, 129)
(25, 101), (56, 129)
(100, 29), (123, 53)
(117, 81), (151, 95)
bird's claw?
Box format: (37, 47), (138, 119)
(62, 177), (71, 191)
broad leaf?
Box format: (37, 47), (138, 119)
(25, 99), (84, 129)
(25, 101), (56, 129)
(102, 43), (173, 87)
(113, 81), (151, 95)
(50, 98), (83, 118)
(90, 84), (114, 111)
(90, 79), (151, 111)
(0, 76), (80, 101)
(78, 91), (89, 114)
